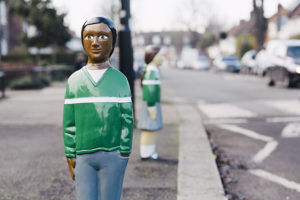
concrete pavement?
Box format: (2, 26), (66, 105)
(176, 104), (226, 200)
(161, 87), (226, 200)
(0, 80), (226, 199)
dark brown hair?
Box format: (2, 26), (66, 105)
(140, 45), (161, 86)
(144, 45), (161, 64)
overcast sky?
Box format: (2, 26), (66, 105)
(51, 0), (298, 37)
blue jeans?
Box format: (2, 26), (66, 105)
(75, 150), (129, 200)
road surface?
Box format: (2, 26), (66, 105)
(161, 67), (300, 200)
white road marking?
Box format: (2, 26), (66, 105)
(266, 117), (300, 123)
(223, 74), (259, 81)
(252, 141), (278, 163)
(265, 100), (300, 115)
(281, 123), (300, 138)
(218, 124), (277, 163)
(218, 124), (273, 142)
(249, 169), (300, 193)
(198, 103), (257, 119)
(203, 118), (248, 125)
(197, 100), (206, 105)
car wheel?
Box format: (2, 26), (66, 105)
(227, 66), (234, 72)
(244, 67), (251, 74)
(265, 70), (275, 86)
(281, 71), (291, 88)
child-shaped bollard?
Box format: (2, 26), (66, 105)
(62, 17), (133, 200)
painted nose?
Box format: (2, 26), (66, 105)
(92, 37), (100, 47)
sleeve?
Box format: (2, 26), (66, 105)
(119, 79), (134, 154)
(142, 71), (160, 107)
(62, 82), (76, 158)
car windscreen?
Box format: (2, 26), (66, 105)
(287, 46), (300, 58)
(222, 57), (237, 61)
(198, 56), (209, 61)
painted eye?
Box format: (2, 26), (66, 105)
(99, 35), (108, 40)
(85, 35), (94, 40)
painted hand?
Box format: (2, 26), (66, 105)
(148, 106), (157, 119)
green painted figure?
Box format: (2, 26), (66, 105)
(62, 17), (133, 200)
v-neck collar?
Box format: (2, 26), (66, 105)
(82, 66), (112, 86)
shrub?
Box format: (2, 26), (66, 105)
(49, 66), (73, 81)
(2, 49), (83, 66)
(236, 34), (256, 59)
(289, 34), (300, 40)
(8, 75), (51, 90)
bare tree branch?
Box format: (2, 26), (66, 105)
(176, 0), (211, 33)
(96, 0), (121, 28)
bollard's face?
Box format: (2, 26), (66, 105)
(83, 23), (113, 63)
(153, 53), (163, 67)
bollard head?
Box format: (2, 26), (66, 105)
(145, 45), (162, 66)
(81, 17), (117, 64)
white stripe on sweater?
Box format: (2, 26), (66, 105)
(64, 97), (131, 104)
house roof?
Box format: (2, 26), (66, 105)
(227, 11), (256, 37)
(289, 3), (300, 18)
(268, 4), (289, 22)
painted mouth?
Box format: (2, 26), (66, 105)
(91, 49), (102, 53)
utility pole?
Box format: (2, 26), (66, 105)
(0, 0), (8, 60)
(0, 0), (3, 61)
(119, 0), (135, 115)
(0, 25), (2, 62)
(253, 0), (267, 50)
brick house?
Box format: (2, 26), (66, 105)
(277, 3), (300, 39)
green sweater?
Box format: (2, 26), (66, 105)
(142, 65), (161, 107)
(63, 67), (133, 158)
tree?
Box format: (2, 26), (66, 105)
(290, 33), (300, 40)
(198, 32), (216, 50)
(98, 0), (120, 27)
(176, 0), (212, 47)
(177, 0), (211, 32)
(8, 0), (71, 63)
(236, 34), (256, 59)
(253, 0), (267, 50)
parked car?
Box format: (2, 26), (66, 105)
(177, 48), (210, 70)
(254, 50), (270, 76)
(241, 50), (257, 74)
(263, 40), (300, 87)
(192, 55), (210, 70)
(213, 55), (241, 73)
